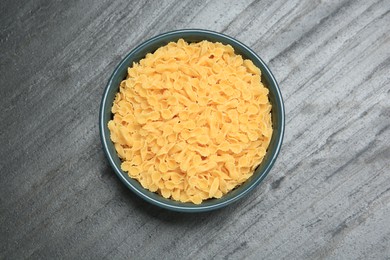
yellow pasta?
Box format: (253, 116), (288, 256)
(108, 39), (273, 204)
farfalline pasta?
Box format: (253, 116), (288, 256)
(108, 39), (273, 204)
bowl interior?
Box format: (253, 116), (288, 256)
(100, 29), (284, 212)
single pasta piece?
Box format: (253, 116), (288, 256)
(108, 39), (273, 204)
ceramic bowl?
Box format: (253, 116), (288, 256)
(100, 29), (285, 212)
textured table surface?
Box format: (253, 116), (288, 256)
(1, 0), (390, 259)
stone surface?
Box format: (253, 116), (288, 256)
(1, 0), (389, 259)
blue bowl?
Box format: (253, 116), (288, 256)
(100, 29), (285, 212)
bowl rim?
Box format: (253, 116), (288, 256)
(99, 29), (285, 212)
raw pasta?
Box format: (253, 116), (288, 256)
(108, 39), (273, 204)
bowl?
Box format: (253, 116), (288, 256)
(99, 29), (285, 212)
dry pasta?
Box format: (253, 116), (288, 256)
(108, 39), (273, 204)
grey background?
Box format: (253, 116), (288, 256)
(1, 0), (389, 259)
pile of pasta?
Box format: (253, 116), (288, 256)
(108, 39), (273, 204)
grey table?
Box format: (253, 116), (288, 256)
(1, 0), (389, 259)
